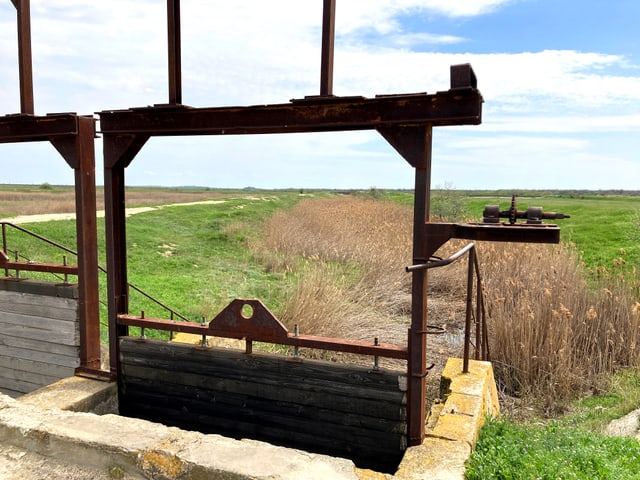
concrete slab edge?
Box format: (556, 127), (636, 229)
(394, 358), (499, 480)
(1, 357), (499, 480)
(0, 393), (362, 480)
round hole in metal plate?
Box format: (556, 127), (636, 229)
(241, 303), (254, 320)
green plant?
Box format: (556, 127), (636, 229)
(466, 416), (640, 479)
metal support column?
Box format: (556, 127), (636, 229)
(320, 0), (336, 96)
(103, 134), (148, 375)
(50, 116), (101, 372)
(407, 125), (433, 446)
(10, 0), (34, 114)
(167, 0), (182, 104)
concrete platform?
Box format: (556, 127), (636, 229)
(0, 358), (499, 479)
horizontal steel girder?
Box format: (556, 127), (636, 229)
(98, 90), (483, 136)
(0, 113), (80, 143)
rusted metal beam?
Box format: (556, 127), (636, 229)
(0, 113), (79, 143)
(320, 0), (336, 96)
(0, 260), (78, 275)
(98, 90), (482, 135)
(10, 0), (34, 114)
(167, 0), (182, 104)
(103, 157), (130, 375)
(117, 314), (409, 360)
(420, 222), (561, 261)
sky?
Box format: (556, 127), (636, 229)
(1, 0), (639, 190)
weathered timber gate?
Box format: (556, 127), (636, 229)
(0, 0), (103, 396)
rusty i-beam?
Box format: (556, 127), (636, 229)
(99, 0), (483, 447)
(1, 0), (101, 375)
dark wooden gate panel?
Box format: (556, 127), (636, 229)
(118, 337), (407, 472)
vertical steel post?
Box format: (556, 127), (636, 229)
(167, 0), (182, 104)
(320, 0), (336, 96)
(103, 134), (147, 375)
(73, 117), (101, 371)
(104, 152), (130, 375)
(407, 125), (432, 446)
(11, 0), (34, 114)
(49, 115), (101, 374)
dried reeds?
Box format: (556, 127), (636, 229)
(479, 242), (640, 410)
(255, 195), (640, 410)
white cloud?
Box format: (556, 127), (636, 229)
(1, 1), (639, 190)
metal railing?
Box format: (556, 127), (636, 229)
(406, 242), (490, 373)
(0, 221), (189, 323)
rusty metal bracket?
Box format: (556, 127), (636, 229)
(118, 298), (408, 360)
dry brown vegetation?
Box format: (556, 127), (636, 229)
(0, 186), (232, 217)
(479, 242), (640, 412)
(253, 195), (640, 412)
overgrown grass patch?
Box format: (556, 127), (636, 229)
(560, 369), (640, 433)
(466, 416), (640, 480)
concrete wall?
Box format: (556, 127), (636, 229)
(0, 278), (80, 397)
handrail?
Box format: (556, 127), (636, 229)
(0, 221), (189, 324)
(406, 242), (490, 373)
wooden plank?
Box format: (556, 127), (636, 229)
(0, 387), (23, 398)
(118, 337), (408, 472)
(1, 322), (79, 346)
(0, 359), (67, 386)
(0, 293), (78, 322)
(120, 338), (405, 391)
(0, 354), (76, 379)
(0, 278), (79, 299)
(120, 374), (405, 435)
(121, 362), (404, 421)
(120, 391), (404, 473)
(0, 374), (43, 396)
(119, 351), (405, 405)
(120, 385), (404, 451)
(0, 332), (80, 357)
(0, 313), (78, 337)
(0, 342), (79, 368)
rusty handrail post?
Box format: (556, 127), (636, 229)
(462, 246), (475, 373)
(474, 254), (481, 360)
(473, 251), (490, 362)
(2, 223), (7, 277)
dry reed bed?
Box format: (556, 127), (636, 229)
(255, 196), (640, 409)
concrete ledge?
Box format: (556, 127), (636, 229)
(395, 358), (499, 480)
(0, 392), (362, 480)
(0, 358), (499, 479)
(17, 376), (117, 414)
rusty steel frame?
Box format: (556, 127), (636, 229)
(97, 0), (487, 448)
(118, 299), (408, 360)
(2, 1), (101, 376)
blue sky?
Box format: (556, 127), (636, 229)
(1, 0), (639, 190)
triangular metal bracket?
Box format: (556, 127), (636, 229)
(377, 125), (432, 169)
(208, 298), (289, 343)
(103, 133), (149, 169)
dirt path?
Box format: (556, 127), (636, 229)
(0, 200), (227, 225)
